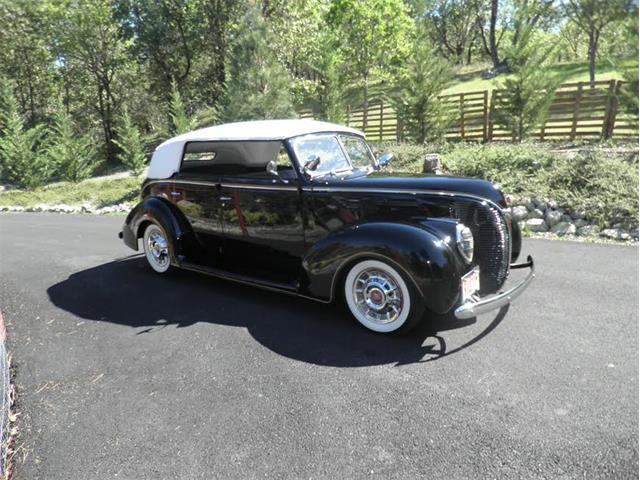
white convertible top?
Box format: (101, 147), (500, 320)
(148, 119), (365, 179)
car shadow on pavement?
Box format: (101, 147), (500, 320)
(47, 255), (509, 367)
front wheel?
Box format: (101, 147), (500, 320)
(344, 259), (425, 333)
(143, 222), (173, 274)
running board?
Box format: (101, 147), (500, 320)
(179, 261), (298, 294)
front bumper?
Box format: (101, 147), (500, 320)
(454, 255), (535, 319)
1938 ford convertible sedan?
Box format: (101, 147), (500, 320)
(120, 120), (534, 334)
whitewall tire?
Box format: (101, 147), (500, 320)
(344, 259), (423, 333)
(143, 223), (172, 274)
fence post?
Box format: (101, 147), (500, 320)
(602, 80), (619, 139)
(488, 90), (496, 141)
(459, 93), (465, 140)
(482, 90), (488, 142)
(379, 101), (384, 142)
(346, 105), (351, 127)
(570, 82), (584, 141)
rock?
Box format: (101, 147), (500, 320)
(528, 208), (544, 219)
(573, 218), (588, 228)
(544, 210), (563, 227)
(534, 198), (548, 211)
(571, 210), (587, 220)
(560, 214), (573, 223)
(600, 228), (625, 240)
(547, 199), (559, 210)
(518, 221), (526, 231)
(620, 232), (631, 241)
(511, 205), (528, 221)
(551, 221), (576, 236)
(422, 154), (440, 174)
(631, 230), (639, 240)
(526, 218), (548, 232)
(518, 197), (535, 211)
(577, 225), (600, 236)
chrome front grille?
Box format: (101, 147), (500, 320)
(449, 200), (510, 294)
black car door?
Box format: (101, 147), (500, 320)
(216, 144), (305, 286)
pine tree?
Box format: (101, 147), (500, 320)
(47, 105), (98, 182)
(0, 84), (49, 188)
(223, 8), (295, 121)
(389, 38), (452, 143)
(493, 26), (562, 142)
(113, 109), (148, 175)
(169, 80), (197, 135)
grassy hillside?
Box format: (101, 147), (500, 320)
(443, 59), (637, 95)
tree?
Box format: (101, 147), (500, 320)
(0, 85), (49, 188)
(564, 0), (634, 85)
(424, 0), (479, 64)
(47, 104), (98, 182)
(56, 0), (132, 162)
(169, 80), (197, 135)
(327, 0), (412, 128)
(114, 109), (147, 175)
(223, 8), (295, 121)
(389, 37), (452, 143)
(493, 26), (562, 142)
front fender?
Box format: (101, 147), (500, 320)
(301, 221), (465, 314)
(121, 196), (196, 262)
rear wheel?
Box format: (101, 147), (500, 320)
(143, 223), (172, 274)
(344, 259), (424, 333)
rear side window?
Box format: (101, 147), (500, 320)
(180, 141), (283, 176)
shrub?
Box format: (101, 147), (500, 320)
(47, 107), (98, 182)
(0, 91), (49, 189)
(114, 109), (147, 175)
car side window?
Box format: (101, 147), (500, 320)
(180, 141), (296, 179)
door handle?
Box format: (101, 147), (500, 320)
(170, 191), (181, 197)
(219, 196), (232, 202)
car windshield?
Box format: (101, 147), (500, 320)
(289, 134), (374, 178)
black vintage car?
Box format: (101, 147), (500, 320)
(120, 120), (534, 334)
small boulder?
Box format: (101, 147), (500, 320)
(571, 210), (587, 220)
(574, 218), (588, 228)
(526, 218), (548, 232)
(518, 197), (535, 211)
(578, 225), (600, 236)
(600, 228), (624, 240)
(528, 208), (544, 219)
(551, 221), (576, 236)
(544, 210), (563, 227)
(511, 205), (528, 221)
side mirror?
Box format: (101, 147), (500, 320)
(303, 155), (321, 172)
(266, 159), (278, 176)
(377, 153), (394, 169)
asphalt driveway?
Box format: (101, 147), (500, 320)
(0, 213), (637, 479)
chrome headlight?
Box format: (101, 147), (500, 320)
(456, 224), (474, 263)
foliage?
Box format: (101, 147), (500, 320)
(169, 80), (198, 135)
(0, 175), (142, 208)
(47, 105), (98, 182)
(0, 87), (49, 188)
(327, 0), (413, 123)
(389, 32), (452, 143)
(223, 7), (295, 121)
(492, 26), (562, 142)
(114, 109), (147, 175)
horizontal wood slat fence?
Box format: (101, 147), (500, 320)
(299, 80), (638, 142)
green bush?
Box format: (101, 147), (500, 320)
(381, 141), (638, 229)
(47, 108), (98, 182)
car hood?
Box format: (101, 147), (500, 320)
(314, 172), (506, 206)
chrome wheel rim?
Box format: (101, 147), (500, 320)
(352, 268), (404, 324)
(145, 226), (169, 270)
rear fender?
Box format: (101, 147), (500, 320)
(122, 196), (196, 262)
(301, 221), (464, 314)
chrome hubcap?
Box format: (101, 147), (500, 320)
(353, 269), (403, 324)
(147, 229), (169, 267)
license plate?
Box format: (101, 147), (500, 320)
(461, 267), (480, 302)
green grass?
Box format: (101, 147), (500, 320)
(443, 59), (636, 95)
(0, 175), (142, 208)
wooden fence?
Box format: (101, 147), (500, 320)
(300, 80), (638, 142)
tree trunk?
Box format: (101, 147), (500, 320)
(489, 0), (500, 68)
(362, 74), (369, 130)
(588, 28), (598, 87)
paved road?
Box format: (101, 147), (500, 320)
(0, 213), (637, 479)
